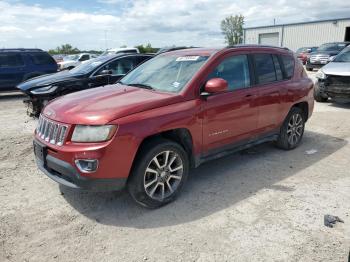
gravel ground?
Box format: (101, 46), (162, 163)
(1, 81), (350, 261)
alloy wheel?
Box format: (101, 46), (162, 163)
(287, 113), (303, 146)
(144, 150), (183, 201)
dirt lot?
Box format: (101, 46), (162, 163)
(1, 84), (350, 261)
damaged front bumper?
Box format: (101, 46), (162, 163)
(317, 77), (350, 100)
(23, 96), (49, 118)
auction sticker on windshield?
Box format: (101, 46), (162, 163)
(176, 56), (200, 61)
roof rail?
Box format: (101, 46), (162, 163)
(0, 48), (43, 52)
(226, 44), (291, 51)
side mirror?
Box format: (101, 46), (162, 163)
(202, 78), (228, 96)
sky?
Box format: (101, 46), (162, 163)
(0, 0), (350, 51)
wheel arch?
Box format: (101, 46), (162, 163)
(291, 101), (309, 122)
(134, 128), (195, 168)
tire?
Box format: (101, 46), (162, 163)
(276, 107), (305, 150)
(306, 67), (313, 72)
(127, 138), (189, 208)
(314, 85), (328, 102)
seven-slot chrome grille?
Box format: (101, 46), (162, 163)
(36, 115), (68, 146)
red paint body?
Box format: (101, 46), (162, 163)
(36, 47), (314, 182)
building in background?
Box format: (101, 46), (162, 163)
(243, 17), (350, 51)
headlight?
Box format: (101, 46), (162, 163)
(316, 70), (326, 80)
(71, 125), (117, 142)
(30, 85), (58, 94)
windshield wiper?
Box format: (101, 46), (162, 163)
(125, 83), (155, 90)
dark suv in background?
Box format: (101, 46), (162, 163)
(0, 49), (57, 91)
(306, 42), (350, 71)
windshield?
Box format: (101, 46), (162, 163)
(317, 43), (347, 52)
(64, 54), (79, 61)
(69, 56), (109, 74)
(333, 47), (350, 62)
(120, 55), (209, 93)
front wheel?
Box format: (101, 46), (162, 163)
(276, 107), (305, 150)
(314, 85), (328, 102)
(127, 139), (189, 208)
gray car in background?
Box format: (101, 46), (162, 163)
(314, 46), (350, 102)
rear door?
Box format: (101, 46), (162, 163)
(28, 52), (58, 74)
(252, 53), (283, 135)
(202, 52), (259, 154)
(0, 52), (26, 90)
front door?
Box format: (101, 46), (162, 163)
(202, 53), (259, 155)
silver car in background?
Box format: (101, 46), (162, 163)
(314, 46), (350, 102)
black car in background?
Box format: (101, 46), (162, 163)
(306, 42), (350, 71)
(17, 53), (153, 117)
(0, 49), (58, 91)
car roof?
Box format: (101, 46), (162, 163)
(321, 42), (350, 45)
(0, 48), (44, 52)
(160, 48), (221, 56)
(107, 47), (139, 51)
(161, 45), (292, 57)
(89, 53), (153, 63)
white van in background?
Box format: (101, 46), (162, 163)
(101, 47), (140, 56)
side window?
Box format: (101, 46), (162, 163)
(207, 55), (250, 91)
(254, 54), (276, 84)
(29, 52), (55, 65)
(281, 55), (295, 79)
(79, 55), (90, 61)
(272, 55), (283, 81)
(98, 57), (136, 75)
(0, 53), (24, 67)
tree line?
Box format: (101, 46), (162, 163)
(48, 14), (244, 55)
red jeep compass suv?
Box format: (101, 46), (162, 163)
(33, 46), (314, 208)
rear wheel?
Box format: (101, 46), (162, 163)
(276, 107), (305, 150)
(127, 139), (189, 208)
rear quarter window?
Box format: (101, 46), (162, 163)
(0, 53), (24, 67)
(281, 55), (295, 79)
(272, 55), (283, 81)
(29, 52), (56, 65)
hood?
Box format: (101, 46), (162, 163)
(42, 84), (183, 125)
(310, 50), (340, 57)
(17, 71), (85, 91)
(322, 62), (350, 76)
